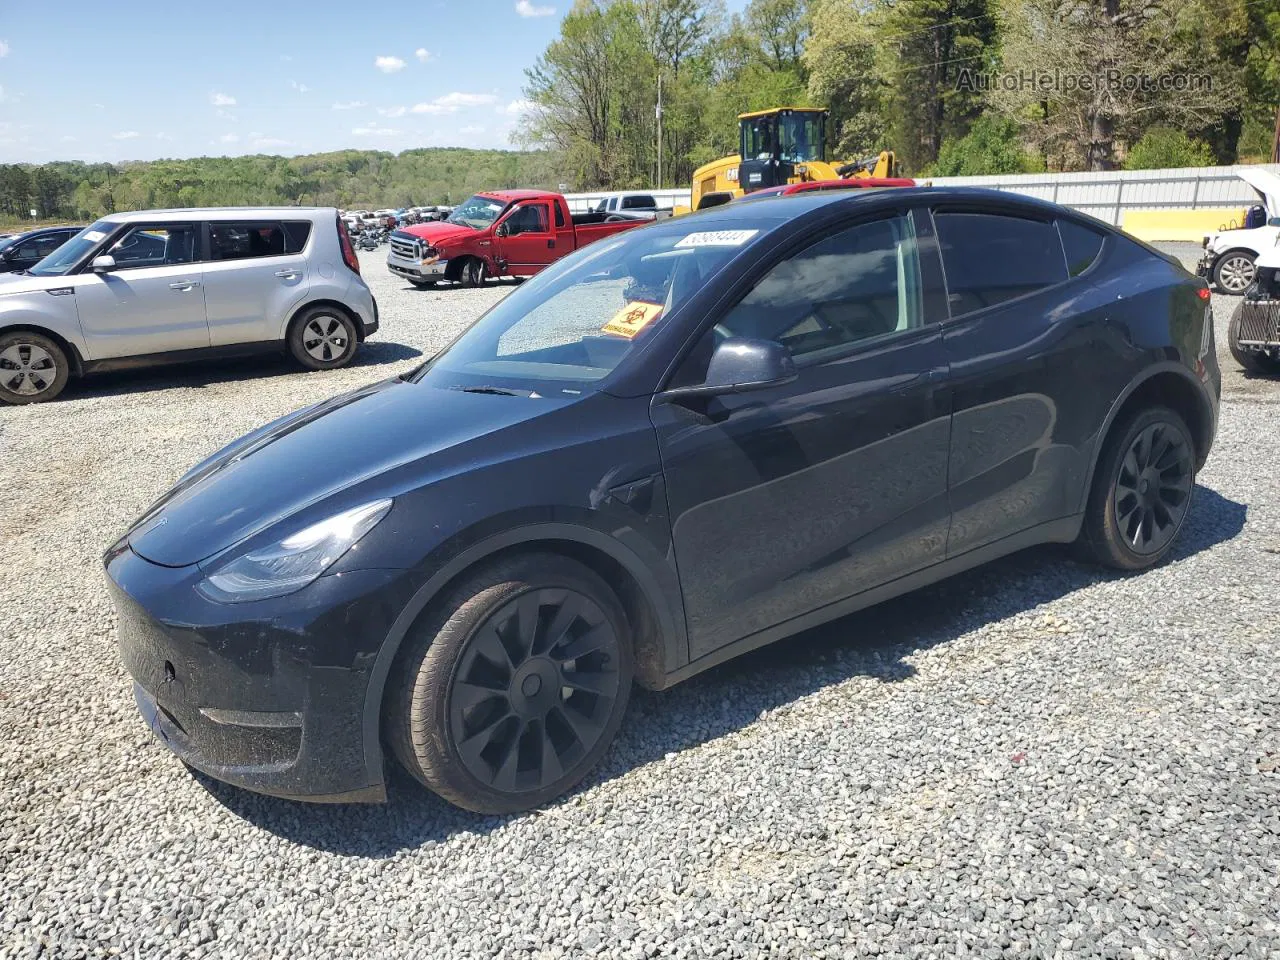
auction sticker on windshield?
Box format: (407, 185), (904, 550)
(602, 301), (664, 339)
(674, 229), (759, 248)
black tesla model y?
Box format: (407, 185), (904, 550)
(105, 188), (1220, 813)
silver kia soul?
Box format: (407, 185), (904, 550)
(0, 207), (379, 404)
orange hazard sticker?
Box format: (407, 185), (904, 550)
(602, 301), (664, 339)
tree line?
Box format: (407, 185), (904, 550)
(0, 149), (563, 225)
(518, 0), (1280, 185)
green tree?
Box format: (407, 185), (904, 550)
(931, 113), (1045, 174)
(805, 0), (887, 157)
(1123, 127), (1216, 169)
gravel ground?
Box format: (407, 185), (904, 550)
(1, 243), (1278, 960)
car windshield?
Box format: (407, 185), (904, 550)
(447, 195), (508, 230)
(414, 219), (771, 393)
(28, 220), (115, 277)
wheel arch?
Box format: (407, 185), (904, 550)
(0, 322), (85, 376)
(1080, 363), (1215, 515)
(1211, 247), (1258, 291)
(360, 523), (683, 788)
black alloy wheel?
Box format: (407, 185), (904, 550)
(1111, 420), (1194, 556)
(447, 587), (624, 794)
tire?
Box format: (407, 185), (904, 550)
(0, 330), (70, 404)
(387, 553), (634, 815)
(1212, 250), (1255, 295)
(460, 257), (487, 288)
(286, 306), (359, 371)
(1227, 302), (1280, 375)
(1077, 405), (1196, 571)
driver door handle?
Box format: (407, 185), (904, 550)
(169, 280), (200, 291)
(274, 269), (300, 279)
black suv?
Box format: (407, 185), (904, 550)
(0, 226), (82, 274)
(106, 188), (1220, 814)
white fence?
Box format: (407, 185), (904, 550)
(927, 165), (1280, 226)
(564, 165), (1279, 225)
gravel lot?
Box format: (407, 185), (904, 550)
(2, 243), (1278, 959)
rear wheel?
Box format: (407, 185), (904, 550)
(388, 553), (633, 814)
(0, 331), (70, 404)
(1227, 303), (1280, 375)
(287, 307), (358, 371)
(1078, 406), (1195, 570)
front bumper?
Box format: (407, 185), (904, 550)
(386, 250), (449, 283)
(105, 542), (413, 802)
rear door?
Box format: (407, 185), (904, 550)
(495, 202), (558, 275)
(933, 206), (1106, 556)
(202, 220), (311, 346)
(72, 222), (208, 359)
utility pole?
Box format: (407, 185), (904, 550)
(656, 71), (663, 189)
(1272, 104), (1279, 164)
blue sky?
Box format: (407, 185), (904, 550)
(0, 0), (571, 162)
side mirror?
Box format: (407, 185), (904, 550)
(660, 337), (797, 400)
(496, 222), (510, 238)
(91, 255), (116, 273)
(1269, 217), (1280, 228)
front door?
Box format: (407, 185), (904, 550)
(496, 202), (558, 275)
(652, 211), (953, 661)
(71, 223), (208, 360)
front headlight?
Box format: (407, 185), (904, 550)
(197, 499), (393, 603)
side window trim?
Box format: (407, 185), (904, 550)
(929, 204), (1075, 323)
(101, 223), (200, 271)
(1055, 217), (1109, 280)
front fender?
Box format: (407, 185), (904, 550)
(0, 286), (91, 363)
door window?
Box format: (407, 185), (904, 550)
(209, 221), (308, 261)
(12, 234), (65, 261)
(933, 211), (1068, 314)
(504, 204), (550, 237)
(712, 215), (927, 363)
(621, 195), (656, 210)
(106, 224), (198, 268)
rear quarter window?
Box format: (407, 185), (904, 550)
(1057, 219), (1105, 277)
(934, 211), (1068, 315)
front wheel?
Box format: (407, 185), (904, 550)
(1077, 406), (1196, 570)
(0, 331), (70, 404)
(460, 257), (487, 288)
(287, 307), (358, 371)
(1213, 251), (1255, 294)
(387, 553), (633, 814)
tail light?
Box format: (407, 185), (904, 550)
(337, 217), (361, 275)
(1196, 286), (1211, 301)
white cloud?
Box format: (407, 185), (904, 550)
(437, 91), (498, 109)
(112, 131), (140, 140)
(0, 86), (6, 104)
(332, 100), (366, 110)
(353, 125), (401, 137)
(515, 0), (555, 16)
(0, 40), (9, 58)
(289, 80), (310, 93)
(210, 92), (236, 107)
(415, 48), (431, 63)
(410, 102), (446, 115)
(220, 133), (240, 143)
(155, 132), (173, 141)
(280, 54), (293, 62)
(501, 98), (534, 116)
(253, 137), (291, 150)
(459, 125), (485, 135)
(377, 105), (407, 118)
(375, 55), (406, 73)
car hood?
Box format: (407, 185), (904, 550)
(400, 222), (485, 248)
(0, 272), (58, 294)
(127, 376), (573, 567)
(1239, 168), (1280, 218)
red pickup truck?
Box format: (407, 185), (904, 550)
(386, 189), (650, 288)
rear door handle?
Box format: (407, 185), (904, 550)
(169, 281), (200, 291)
(274, 270), (300, 279)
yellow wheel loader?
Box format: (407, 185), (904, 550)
(676, 107), (899, 214)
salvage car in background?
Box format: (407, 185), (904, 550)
(387, 190), (650, 288)
(1227, 241), (1280, 375)
(0, 208), (378, 404)
(1198, 168), (1280, 294)
(107, 187), (1219, 815)
(0, 226), (83, 274)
